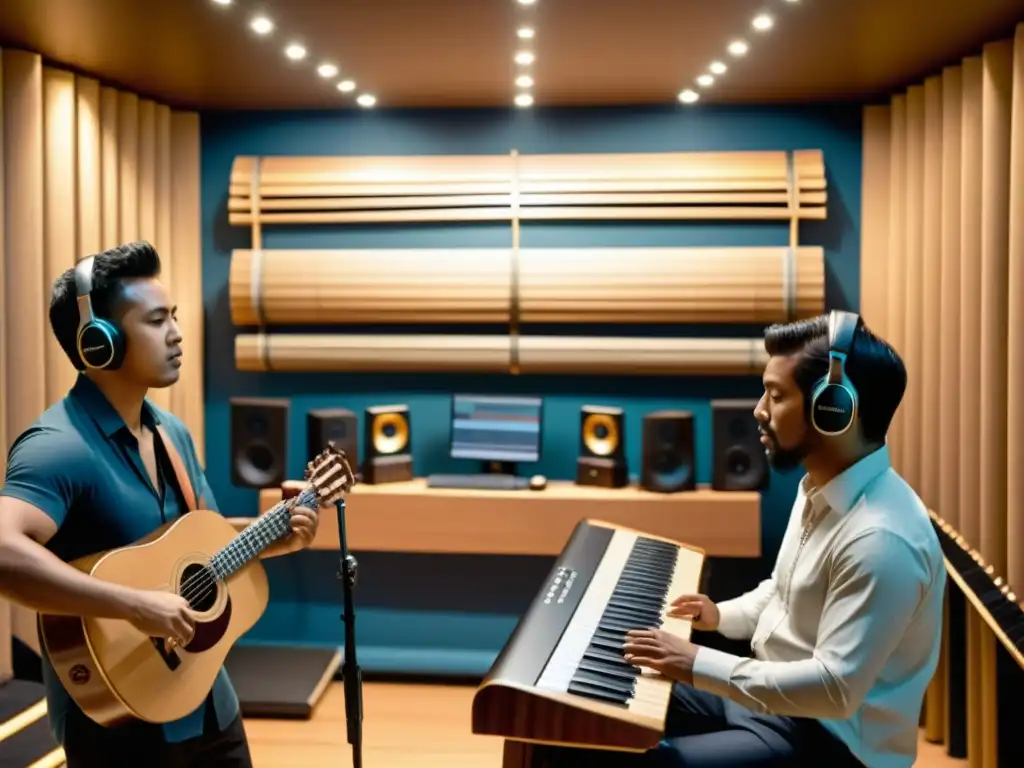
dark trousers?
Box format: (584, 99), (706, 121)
(534, 682), (865, 767)
(61, 697), (253, 768)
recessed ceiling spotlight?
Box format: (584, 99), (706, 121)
(317, 63), (339, 78)
(783, 0), (800, 3)
(727, 39), (749, 56)
(336, 79), (356, 92)
(357, 93), (377, 107)
(516, 0), (537, 5)
(752, 14), (774, 31)
(250, 15), (274, 35)
(515, 51), (535, 65)
(696, 74), (714, 88)
(515, 93), (534, 107)
(285, 43), (306, 61)
(678, 89), (700, 104)
(517, 27), (535, 39)
(709, 61), (727, 75)
(515, 74), (534, 88)
(211, 0), (232, 5)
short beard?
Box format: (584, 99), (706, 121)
(760, 427), (808, 472)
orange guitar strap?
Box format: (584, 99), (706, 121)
(155, 424), (204, 512)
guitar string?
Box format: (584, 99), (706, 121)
(174, 461), (349, 608)
(175, 495), (301, 607)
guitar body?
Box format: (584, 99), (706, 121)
(39, 509), (270, 727)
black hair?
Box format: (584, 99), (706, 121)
(49, 241), (162, 370)
(762, 314), (907, 444)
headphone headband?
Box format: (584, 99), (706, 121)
(829, 310), (860, 356)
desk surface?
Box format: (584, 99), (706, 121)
(260, 479), (761, 557)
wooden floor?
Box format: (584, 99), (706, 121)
(243, 681), (967, 767)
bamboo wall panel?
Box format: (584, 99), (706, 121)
(863, 22), (1024, 767)
(516, 247), (822, 324)
(228, 150), (827, 227)
(234, 332), (768, 376)
(0, 49), (206, 671)
(229, 246), (824, 328)
(859, 106), (890, 334)
(886, 95), (907, 474)
(939, 66), (963, 533)
(977, 40), (1013, 583)
(959, 57), (984, 549)
(1007, 22), (1024, 612)
(919, 77), (942, 514)
(230, 248), (515, 326)
(902, 84), (924, 493)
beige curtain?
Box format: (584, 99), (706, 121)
(861, 21), (1024, 768)
(0, 48), (204, 680)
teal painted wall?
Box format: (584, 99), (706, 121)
(199, 104), (864, 675)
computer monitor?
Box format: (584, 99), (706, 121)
(450, 394), (543, 475)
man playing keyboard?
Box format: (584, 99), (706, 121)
(549, 312), (945, 767)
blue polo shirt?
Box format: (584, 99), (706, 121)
(0, 374), (239, 745)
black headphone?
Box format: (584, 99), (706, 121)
(810, 310), (861, 436)
(75, 256), (126, 370)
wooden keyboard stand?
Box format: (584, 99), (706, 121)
(259, 479), (761, 557)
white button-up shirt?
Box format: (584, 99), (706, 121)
(692, 444), (946, 768)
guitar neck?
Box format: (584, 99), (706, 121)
(209, 487), (319, 579)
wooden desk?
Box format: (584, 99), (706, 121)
(259, 479), (761, 557)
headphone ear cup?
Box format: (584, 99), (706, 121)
(812, 381), (857, 435)
(78, 318), (125, 370)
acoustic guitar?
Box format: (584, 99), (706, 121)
(39, 443), (355, 727)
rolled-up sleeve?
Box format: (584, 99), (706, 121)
(692, 528), (930, 719)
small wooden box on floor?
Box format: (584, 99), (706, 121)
(258, 479), (760, 557)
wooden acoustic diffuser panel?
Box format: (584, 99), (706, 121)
(229, 246), (824, 327)
(228, 150), (826, 226)
(234, 333), (770, 376)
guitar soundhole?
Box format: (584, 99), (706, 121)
(179, 563), (218, 613)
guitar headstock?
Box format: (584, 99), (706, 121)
(303, 442), (356, 507)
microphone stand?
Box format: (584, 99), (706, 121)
(335, 498), (364, 768)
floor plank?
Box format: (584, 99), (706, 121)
(243, 681), (967, 767)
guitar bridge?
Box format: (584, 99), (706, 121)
(151, 637), (182, 671)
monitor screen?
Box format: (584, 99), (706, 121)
(450, 394), (543, 463)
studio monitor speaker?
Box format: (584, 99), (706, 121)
(711, 398), (769, 491)
(307, 408), (359, 471)
(230, 397), (289, 488)
(577, 405), (628, 488)
(640, 411), (696, 493)
(362, 404), (413, 484)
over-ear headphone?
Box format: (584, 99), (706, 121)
(75, 256), (126, 370)
(810, 310), (861, 436)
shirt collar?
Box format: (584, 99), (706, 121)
(69, 374), (162, 438)
(800, 443), (891, 517)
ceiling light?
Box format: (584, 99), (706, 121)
(515, 74), (534, 88)
(515, 51), (535, 65)
(696, 74), (714, 88)
(709, 61), (727, 75)
(728, 39), (749, 56)
(285, 43), (306, 61)
(516, 0), (537, 5)
(317, 63), (339, 78)
(783, 0), (800, 3)
(678, 89), (700, 104)
(517, 27), (535, 39)
(357, 93), (376, 107)
(337, 80), (356, 93)
(211, 0), (232, 5)
(752, 14), (774, 31)
(515, 93), (534, 107)
(250, 15), (274, 35)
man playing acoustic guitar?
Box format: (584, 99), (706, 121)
(0, 241), (319, 766)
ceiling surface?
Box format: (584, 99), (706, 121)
(0, 0), (1020, 110)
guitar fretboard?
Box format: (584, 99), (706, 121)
(209, 487), (319, 580)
